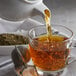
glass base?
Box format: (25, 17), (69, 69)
(37, 68), (67, 76)
(43, 71), (63, 76)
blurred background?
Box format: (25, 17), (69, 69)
(33, 0), (76, 38)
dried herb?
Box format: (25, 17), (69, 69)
(0, 33), (29, 45)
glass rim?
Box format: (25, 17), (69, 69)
(29, 25), (73, 42)
(24, 0), (42, 4)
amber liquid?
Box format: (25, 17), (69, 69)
(29, 35), (69, 71)
(29, 9), (69, 71)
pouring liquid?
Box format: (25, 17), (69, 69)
(44, 9), (52, 36)
(44, 9), (65, 42)
(29, 9), (69, 71)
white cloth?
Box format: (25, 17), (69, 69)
(0, 18), (42, 32)
(0, 18), (43, 56)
